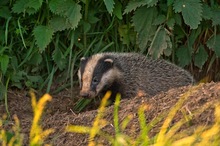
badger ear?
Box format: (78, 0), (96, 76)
(80, 57), (88, 64)
(104, 58), (114, 66)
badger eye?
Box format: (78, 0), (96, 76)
(92, 77), (99, 84)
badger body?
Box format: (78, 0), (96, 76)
(78, 52), (194, 99)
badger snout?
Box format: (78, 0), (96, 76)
(80, 90), (96, 98)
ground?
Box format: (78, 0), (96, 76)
(0, 82), (220, 145)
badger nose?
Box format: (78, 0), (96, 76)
(80, 92), (89, 98)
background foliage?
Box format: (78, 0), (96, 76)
(0, 0), (220, 99)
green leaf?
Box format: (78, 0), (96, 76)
(173, 0), (202, 29)
(65, 2), (82, 29)
(113, 0), (122, 19)
(132, 6), (157, 50)
(0, 54), (9, 75)
(166, 18), (175, 30)
(103, 0), (115, 15)
(211, 9), (220, 26)
(0, 6), (11, 19)
(167, 0), (174, 6)
(29, 52), (42, 65)
(148, 27), (170, 59)
(52, 48), (67, 70)
(49, 0), (82, 29)
(176, 45), (192, 67)
(12, 0), (29, 14)
(124, 0), (158, 14)
(206, 34), (220, 57)
(194, 45), (208, 69)
(26, 0), (43, 11)
(49, 16), (72, 32)
(12, 0), (42, 14)
(33, 25), (54, 52)
(202, 4), (212, 20)
(153, 15), (166, 25)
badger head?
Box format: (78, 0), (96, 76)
(78, 54), (121, 98)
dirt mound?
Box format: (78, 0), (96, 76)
(1, 82), (220, 145)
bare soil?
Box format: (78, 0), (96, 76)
(0, 82), (220, 146)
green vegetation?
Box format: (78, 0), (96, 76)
(0, 0), (220, 99)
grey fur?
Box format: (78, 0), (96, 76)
(79, 52), (194, 98)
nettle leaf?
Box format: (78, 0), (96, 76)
(0, 6), (11, 19)
(194, 45), (208, 69)
(12, 0), (42, 14)
(65, 2), (82, 29)
(133, 6), (157, 50)
(52, 48), (66, 70)
(113, 0), (122, 19)
(33, 25), (54, 52)
(211, 9), (220, 26)
(202, 4), (212, 20)
(26, 0), (43, 11)
(29, 52), (42, 65)
(49, 0), (82, 29)
(176, 45), (192, 67)
(206, 34), (220, 57)
(12, 0), (29, 14)
(148, 27), (170, 59)
(49, 16), (72, 32)
(124, 0), (158, 14)
(153, 15), (166, 25)
(103, 0), (115, 15)
(173, 0), (202, 29)
(0, 54), (9, 75)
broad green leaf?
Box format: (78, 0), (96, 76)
(12, 0), (42, 14)
(206, 34), (220, 57)
(194, 45), (208, 69)
(167, 0), (174, 6)
(153, 15), (166, 25)
(103, 0), (115, 15)
(113, 0), (122, 19)
(124, 0), (158, 14)
(27, 75), (43, 83)
(28, 52), (42, 65)
(49, 16), (72, 32)
(12, 0), (29, 14)
(26, 0), (43, 11)
(166, 18), (175, 30)
(176, 45), (192, 67)
(0, 55), (9, 75)
(133, 6), (157, 50)
(148, 27), (169, 59)
(65, 2), (82, 29)
(52, 48), (67, 70)
(0, 6), (11, 19)
(49, 0), (82, 29)
(173, 0), (202, 29)
(33, 25), (54, 52)
(211, 9), (220, 26)
(202, 4), (212, 20)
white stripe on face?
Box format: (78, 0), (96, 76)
(80, 54), (103, 95)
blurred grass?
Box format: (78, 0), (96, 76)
(1, 86), (220, 146)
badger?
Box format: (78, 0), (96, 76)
(78, 52), (194, 99)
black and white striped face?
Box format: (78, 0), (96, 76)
(78, 54), (121, 98)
